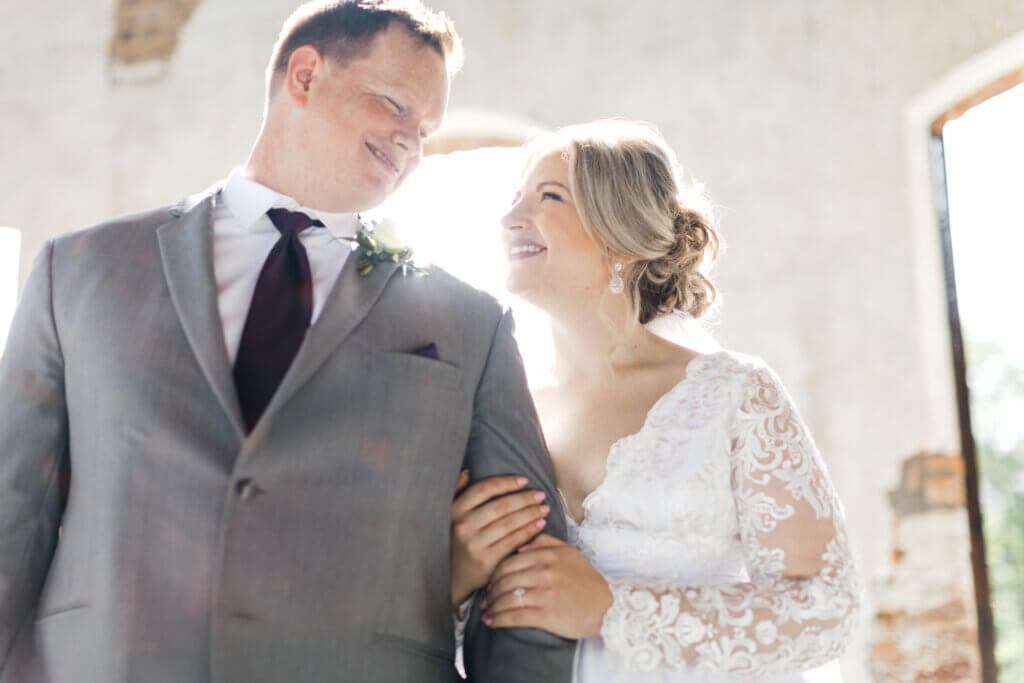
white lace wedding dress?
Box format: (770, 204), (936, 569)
(454, 350), (859, 681)
(565, 350), (860, 682)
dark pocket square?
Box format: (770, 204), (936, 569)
(409, 343), (440, 361)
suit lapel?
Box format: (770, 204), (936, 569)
(251, 254), (402, 438)
(157, 190), (246, 438)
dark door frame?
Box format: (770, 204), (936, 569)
(929, 131), (998, 683)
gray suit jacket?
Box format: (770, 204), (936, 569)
(0, 188), (575, 682)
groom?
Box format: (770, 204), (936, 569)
(0, 1), (573, 681)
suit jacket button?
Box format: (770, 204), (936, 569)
(235, 478), (261, 500)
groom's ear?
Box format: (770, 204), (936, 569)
(283, 46), (322, 107)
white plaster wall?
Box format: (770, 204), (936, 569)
(4, 1), (1024, 680)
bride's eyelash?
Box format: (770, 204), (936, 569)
(541, 191), (562, 201)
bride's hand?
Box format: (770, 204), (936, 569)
(450, 471), (551, 611)
(481, 533), (613, 639)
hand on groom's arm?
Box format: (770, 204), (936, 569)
(460, 310), (575, 682)
(0, 242), (70, 673)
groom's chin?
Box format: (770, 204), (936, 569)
(352, 181), (401, 214)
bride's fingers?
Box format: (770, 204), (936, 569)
(485, 566), (543, 603)
(475, 502), (549, 548)
(483, 606), (544, 629)
(485, 583), (550, 617)
(516, 532), (563, 553)
(453, 492), (545, 556)
(451, 475), (528, 520)
(488, 513), (549, 558)
(457, 488), (546, 534)
(488, 549), (548, 589)
(454, 469), (470, 496)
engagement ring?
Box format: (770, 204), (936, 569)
(513, 587), (526, 607)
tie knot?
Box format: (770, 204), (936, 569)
(266, 208), (325, 237)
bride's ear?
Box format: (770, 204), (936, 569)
(606, 252), (637, 269)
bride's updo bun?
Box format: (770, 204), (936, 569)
(529, 119), (721, 324)
(637, 200), (720, 324)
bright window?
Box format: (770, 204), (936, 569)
(944, 82), (1024, 679)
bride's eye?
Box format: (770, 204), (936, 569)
(541, 191), (562, 202)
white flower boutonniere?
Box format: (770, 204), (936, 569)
(346, 217), (427, 277)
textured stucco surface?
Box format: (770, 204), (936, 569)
(3, 2), (1024, 680)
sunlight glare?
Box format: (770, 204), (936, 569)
(943, 83), (1024, 367)
(365, 147), (557, 386)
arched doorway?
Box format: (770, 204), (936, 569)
(911, 33), (1024, 683)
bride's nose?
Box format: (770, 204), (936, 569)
(500, 216), (523, 232)
(500, 205), (525, 232)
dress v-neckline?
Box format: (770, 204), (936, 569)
(560, 351), (720, 528)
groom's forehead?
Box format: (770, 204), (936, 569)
(355, 24), (443, 69)
(361, 42), (449, 105)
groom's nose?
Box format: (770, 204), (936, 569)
(391, 127), (421, 164)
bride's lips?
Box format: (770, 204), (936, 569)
(366, 142), (400, 176)
(507, 238), (547, 261)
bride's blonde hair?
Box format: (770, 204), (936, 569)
(526, 119), (721, 324)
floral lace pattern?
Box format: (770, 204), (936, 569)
(575, 352), (859, 675)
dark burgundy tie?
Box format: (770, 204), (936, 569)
(233, 208), (325, 431)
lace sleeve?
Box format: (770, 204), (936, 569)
(599, 364), (860, 673)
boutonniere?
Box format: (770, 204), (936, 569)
(345, 217), (428, 277)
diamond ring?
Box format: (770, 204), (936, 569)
(513, 587), (526, 607)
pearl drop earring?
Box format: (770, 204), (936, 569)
(608, 262), (624, 294)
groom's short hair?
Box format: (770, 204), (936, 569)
(267, 0), (463, 94)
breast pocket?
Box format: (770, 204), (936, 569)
(365, 349), (463, 393)
(354, 349), (465, 434)
(320, 347), (470, 477)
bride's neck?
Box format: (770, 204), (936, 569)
(547, 295), (667, 386)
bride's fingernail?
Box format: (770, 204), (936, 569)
(516, 476), (528, 486)
(480, 599), (487, 609)
(535, 518), (546, 528)
(539, 504), (550, 514)
(533, 491), (546, 502)
(483, 615), (493, 626)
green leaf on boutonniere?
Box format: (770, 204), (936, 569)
(344, 218), (429, 278)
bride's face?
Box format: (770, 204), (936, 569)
(500, 150), (609, 308)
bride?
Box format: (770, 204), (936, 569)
(449, 119), (860, 681)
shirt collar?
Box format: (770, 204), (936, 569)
(222, 168), (361, 236)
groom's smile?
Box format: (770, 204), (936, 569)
(366, 141), (401, 177)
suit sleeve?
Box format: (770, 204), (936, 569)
(461, 310), (575, 682)
(0, 241), (70, 672)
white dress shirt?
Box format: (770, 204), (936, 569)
(213, 169), (361, 364)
